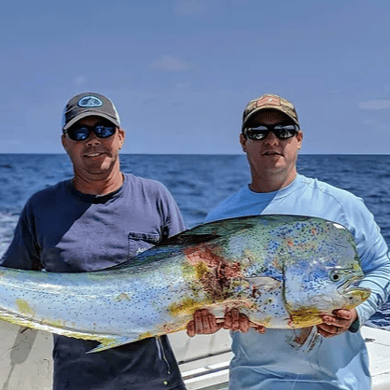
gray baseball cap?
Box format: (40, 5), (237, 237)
(62, 92), (121, 131)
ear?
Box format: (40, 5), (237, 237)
(118, 128), (125, 148)
(296, 131), (303, 149)
(240, 133), (247, 152)
(61, 134), (69, 153)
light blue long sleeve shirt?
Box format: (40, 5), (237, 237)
(205, 174), (390, 390)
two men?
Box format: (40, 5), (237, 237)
(2, 90), (389, 389)
(0, 92), (186, 390)
(189, 94), (390, 389)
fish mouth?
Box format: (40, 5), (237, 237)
(337, 277), (371, 302)
(336, 274), (362, 294)
(342, 285), (371, 306)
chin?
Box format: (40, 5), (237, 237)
(84, 161), (112, 173)
(263, 158), (285, 168)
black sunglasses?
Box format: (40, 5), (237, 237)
(64, 124), (117, 141)
(244, 124), (300, 141)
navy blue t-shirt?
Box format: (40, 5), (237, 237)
(1, 174), (187, 390)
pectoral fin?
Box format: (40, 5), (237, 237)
(87, 335), (138, 353)
(245, 276), (282, 291)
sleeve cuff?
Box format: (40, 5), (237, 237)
(348, 318), (361, 333)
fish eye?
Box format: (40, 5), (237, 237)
(329, 270), (342, 282)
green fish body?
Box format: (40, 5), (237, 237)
(0, 215), (370, 352)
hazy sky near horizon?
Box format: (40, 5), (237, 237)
(1, 0), (390, 154)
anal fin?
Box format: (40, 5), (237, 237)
(87, 335), (139, 353)
(288, 326), (320, 351)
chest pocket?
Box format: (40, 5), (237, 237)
(128, 232), (161, 259)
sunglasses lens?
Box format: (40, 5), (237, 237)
(67, 127), (90, 141)
(95, 126), (116, 138)
(246, 128), (269, 140)
(245, 124), (298, 140)
(274, 125), (298, 139)
(66, 125), (116, 141)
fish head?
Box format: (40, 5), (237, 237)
(321, 264), (370, 309)
(283, 222), (371, 328)
(285, 262), (370, 328)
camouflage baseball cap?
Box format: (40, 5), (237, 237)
(62, 92), (121, 131)
(242, 93), (299, 131)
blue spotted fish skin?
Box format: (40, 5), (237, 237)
(0, 215), (370, 351)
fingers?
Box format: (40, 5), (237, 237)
(223, 309), (238, 331)
(317, 323), (344, 338)
(186, 309), (222, 337)
(325, 309), (357, 324)
(187, 320), (196, 337)
(253, 324), (266, 334)
(240, 315), (251, 333)
(318, 309), (357, 338)
(333, 309), (354, 321)
(222, 309), (264, 334)
(223, 308), (242, 331)
(187, 308), (267, 338)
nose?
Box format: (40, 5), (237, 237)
(86, 132), (101, 146)
(264, 131), (279, 146)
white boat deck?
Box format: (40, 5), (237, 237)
(0, 322), (389, 389)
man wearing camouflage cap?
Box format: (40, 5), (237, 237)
(188, 93), (390, 389)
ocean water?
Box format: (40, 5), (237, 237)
(0, 153), (389, 329)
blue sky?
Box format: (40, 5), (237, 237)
(1, 0), (390, 154)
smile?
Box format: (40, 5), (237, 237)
(85, 152), (104, 157)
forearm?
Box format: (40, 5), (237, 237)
(354, 260), (390, 328)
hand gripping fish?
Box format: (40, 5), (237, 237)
(0, 215), (370, 352)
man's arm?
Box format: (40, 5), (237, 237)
(157, 183), (186, 238)
(342, 200), (390, 330)
(0, 202), (42, 270)
(316, 196), (390, 337)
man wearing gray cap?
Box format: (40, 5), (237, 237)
(188, 93), (390, 389)
(1, 92), (187, 390)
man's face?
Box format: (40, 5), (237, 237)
(240, 109), (303, 180)
(61, 116), (125, 178)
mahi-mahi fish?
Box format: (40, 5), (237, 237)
(0, 215), (370, 352)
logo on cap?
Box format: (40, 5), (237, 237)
(78, 96), (103, 108)
(256, 95), (281, 107)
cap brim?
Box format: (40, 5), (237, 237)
(243, 106), (299, 129)
(63, 111), (121, 131)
